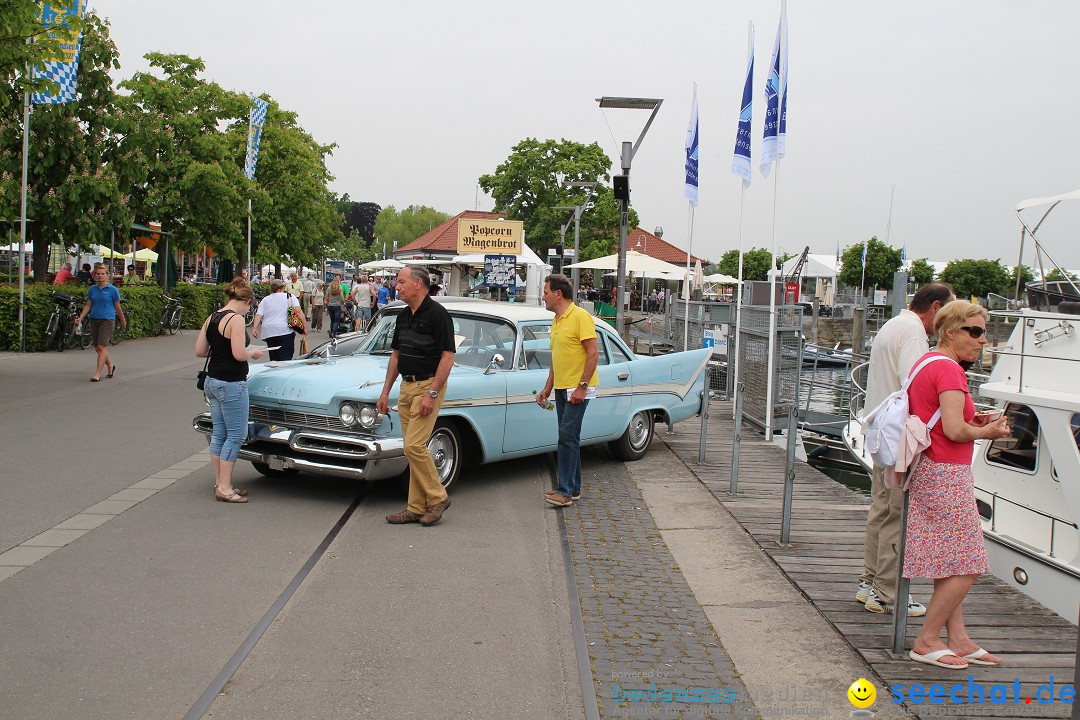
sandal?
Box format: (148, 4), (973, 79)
(214, 487), (248, 497)
(107, 365), (116, 379)
(215, 491), (249, 503)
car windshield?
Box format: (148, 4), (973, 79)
(358, 308), (517, 368)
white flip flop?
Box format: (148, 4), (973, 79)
(956, 648), (1002, 667)
(909, 649), (969, 669)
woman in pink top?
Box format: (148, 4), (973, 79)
(904, 301), (1012, 669)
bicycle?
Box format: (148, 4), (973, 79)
(109, 298), (128, 346)
(44, 292), (76, 351)
(157, 294), (184, 336)
(63, 313), (93, 350)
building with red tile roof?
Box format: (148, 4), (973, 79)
(626, 227), (706, 266)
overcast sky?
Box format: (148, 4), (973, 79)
(97, 1), (1080, 270)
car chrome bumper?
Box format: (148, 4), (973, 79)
(192, 412), (408, 481)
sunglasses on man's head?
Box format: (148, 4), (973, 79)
(960, 326), (987, 338)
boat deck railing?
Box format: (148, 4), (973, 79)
(983, 490), (1080, 560)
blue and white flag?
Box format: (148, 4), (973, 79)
(835, 240), (841, 270)
(731, 37), (754, 188)
(31, 0), (87, 105)
(244, 97), (269, 181)
(684, 89), (699, 208)
(861, 240), (868, 266)
(901, 241), (908, 266)
(759, 12), (788, 179)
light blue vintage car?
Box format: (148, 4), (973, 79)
(193, 297), (712, 488)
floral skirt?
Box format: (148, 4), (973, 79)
(903, 458), (989, 579)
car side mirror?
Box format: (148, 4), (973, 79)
(484, 353), (505, 375)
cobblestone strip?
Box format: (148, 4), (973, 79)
(0, 449), (211, 583)
(563, 448), (759, 720)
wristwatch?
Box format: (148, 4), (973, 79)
(427, 389), (438, 398)
(578, 381), (589, 389)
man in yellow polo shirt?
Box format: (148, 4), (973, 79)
(537, 274), (599, 507)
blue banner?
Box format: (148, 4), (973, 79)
(731, 41), (754, 188)
(244, 97), (269, 181)
(759, 15), (788, 179)
(684, 91), (699, 207)
(31, 0), (87, 105)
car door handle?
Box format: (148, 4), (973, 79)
(617, 372), (629, 381)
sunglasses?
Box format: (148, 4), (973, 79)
(959, 326), (987, 339)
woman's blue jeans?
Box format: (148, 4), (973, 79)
(205, 377), (249, 462)
(327, 305), (342, 335)
(554, 390), (589, 497)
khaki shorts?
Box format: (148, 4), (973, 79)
(89, 318), (114, 346)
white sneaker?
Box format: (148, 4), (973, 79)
(864, 588), (927, 617)
(856, 580), (873, 603)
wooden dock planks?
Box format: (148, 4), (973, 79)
(662, 400), (1077, 720)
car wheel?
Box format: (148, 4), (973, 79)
(426, 420), (462, 489)
(251, 461), (300, 478)
(609, 410), (654, 461)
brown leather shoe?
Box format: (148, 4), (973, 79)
(386, 509), (423, 524)
(419, 497), (452, 526)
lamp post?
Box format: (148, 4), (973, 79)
(553, 180), (597, 299)
(596, 96), (663, 335)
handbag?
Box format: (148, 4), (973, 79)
(288, 303), (305, 334)
(197, 354), (210, 390)
(299, 336), (309, 356)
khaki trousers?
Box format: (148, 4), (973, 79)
(860, 465), (903, 604)
(398, 378), (449, 514)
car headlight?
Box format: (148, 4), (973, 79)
(358, 404), (380, 429)
(339, 402), (358, 426)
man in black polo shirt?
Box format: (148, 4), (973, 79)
(377, 265), (456, 526)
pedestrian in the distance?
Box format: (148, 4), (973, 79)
(53, 262), (73, 285)
(75, 266), (126, 382)
(378, 266), (456, 527)
(351, 274), (373, 331)
(252, 278), (305, 360)
(311, 281), (325, 331)
(301, 273), (315, 319)
(538, 274), (598, 507)
(77, 263), (93, 284)
(376, 280), (391, 310)
(325, 274), (345, 336)
(195, 278), (264, 503)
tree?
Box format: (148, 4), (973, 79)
(479, 138), (618, 254)
(0, 12), (131, 278)
(1, 0), (86, 105)
(373, 205), (450, 255)
(1007, 264), (1034, 295)
(838, 237), (902, 291)
(939, 259), (1010, 300)
(335, 194), (380, 244)
(1046, 267), (1078, 282)
(717, 248), (773, 282)
(909, 258), (935, 286)
(575, 187), (639, 261)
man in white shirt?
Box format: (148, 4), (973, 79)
(857, 282), (954, 616)
(351, 274), (374, 331)
(301, 272), (315, 319)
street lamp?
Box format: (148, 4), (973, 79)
(553, 180), (597, 298)
(596, 96), (663, 336)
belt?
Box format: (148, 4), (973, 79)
(401, 373), (435, 383)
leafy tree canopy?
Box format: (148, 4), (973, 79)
(838, 237), (902, 291)
(717, 248), (774, 282)
(374, 205), (449, 255)
(939, 258), (1011, 299)
(335, 194), (380, 244)
(1046, 267), (1078, 282)
(1007, 264), (1034, 295)
(909, 258), (935, 286)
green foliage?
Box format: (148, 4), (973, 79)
(0, 0), (86, 104)
(939, 259), (1011, 300)
(717, 248), (773, 282)
(1046, 267), (1078, 282)
(909, 258), (936, 285)
(576, 188), (639, 261)
(838, 237), (902, 290)
(374, 205), (450, 254)
(1007, 264), (1034, 295)
(0, 281), (228, 351)
(336, 194), (381, 243)
(480, 138), (633, 255)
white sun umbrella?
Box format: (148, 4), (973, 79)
(704, 272), (740, 284)
(361, 258), (405, 270)
(565, 249), (685, 275)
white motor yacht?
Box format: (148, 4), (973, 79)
(844, 188), (1080, 622)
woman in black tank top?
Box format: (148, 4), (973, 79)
(195, 279), (265, 503)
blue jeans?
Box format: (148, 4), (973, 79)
(327, 305), (341, 335)
(554, 390), (589, 497)
(205, 377), (249, 462)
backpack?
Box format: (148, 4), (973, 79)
(863, 354), (951, 472)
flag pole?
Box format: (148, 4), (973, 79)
(18, 68), (31, 354)
(732, 20), (753, 416)
(763, 0), (787, 442)
(683, 200), (694, 351)
(682, 81), (698, 351)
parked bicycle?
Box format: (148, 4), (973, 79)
(157, 294), (184, 336)
(43, 292), (90, 351)
(109, 298), (128, 345)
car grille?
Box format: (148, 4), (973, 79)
(249, 405), (353, 433)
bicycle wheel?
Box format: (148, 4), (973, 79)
(109, 319), (125, 346)
(168, 306), (183, 334)
(44, 311), (61, 350)
(245, 305), (256, 327)
(58, 317), (74, 352)
(78, 322), (93, 349)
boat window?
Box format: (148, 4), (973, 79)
(984, 404), (1039, 472)
(518, 322), (552, 370)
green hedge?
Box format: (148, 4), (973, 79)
(0, 282), (230, 352)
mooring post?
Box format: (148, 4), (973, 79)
(780, 405), (797, 545)
(890, 484), (914, 658)
(730, 382), (744, 495)
(698, 384), (710, 464)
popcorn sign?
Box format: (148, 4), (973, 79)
(457, 219), (523, 255)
